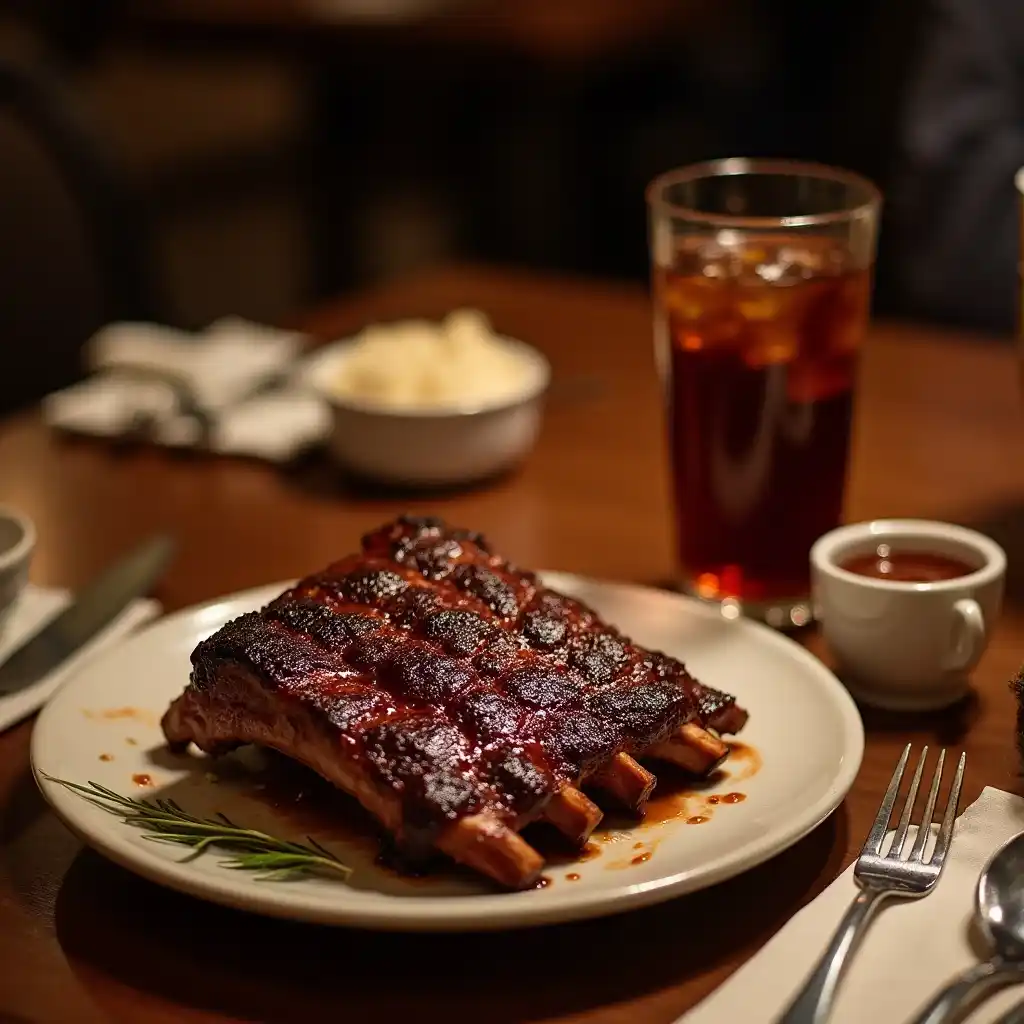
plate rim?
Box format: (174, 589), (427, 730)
(31, 574), (865, 931)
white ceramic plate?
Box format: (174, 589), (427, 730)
(31, 574), (863, 931)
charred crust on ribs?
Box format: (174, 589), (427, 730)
(472, 636), (521, 678)
(362, 716), (482, 828)
(265, 599), (382, 645)
(487, 748), (553, 811)
(521, 610), (567, 650)
(163, 515), (748, 888)
(450, 564), (520, 619)
(364, 514), (491, 565)
(543, 710), (621, 777)
(423, 609), (495, 656)
(503, 665), (584, 711)
(335, 567), (409, 605)
(450, 688), (525, 745)
(386, 587), (446, 628)
(188, 612), (341, 690)
(380, 646), (476, 707)
(584, 682), (690, 745)
(569, 632), (630, 685)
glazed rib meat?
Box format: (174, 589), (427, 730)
(162, 516), (748, 889)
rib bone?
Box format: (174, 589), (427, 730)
(589, 753), (656, 812)
(542, 785), (603, 844)
(646, 722), (729, 775)
(455, 814), (544, 889)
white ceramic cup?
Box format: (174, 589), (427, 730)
(811, 519), (1006, 710)
(0, 506), (34, 632)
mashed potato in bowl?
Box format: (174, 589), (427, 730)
(302, 310), (549, 485)
(327, 309), (542, 412)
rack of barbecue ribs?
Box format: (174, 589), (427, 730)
(162, 516), (749, 890)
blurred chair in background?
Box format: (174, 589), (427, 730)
(559, 0), (891, 284)
(10, 0), (123, 69)
(0, 0), (956, 340)
(885, 0), (1024, 334)
(0, 55), (164, 415)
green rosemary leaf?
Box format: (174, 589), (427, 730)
(39, 772), (353, 883)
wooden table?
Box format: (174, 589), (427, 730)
(1, 265), (1023, 1023)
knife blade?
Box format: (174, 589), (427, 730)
(0, 534), (174, 696)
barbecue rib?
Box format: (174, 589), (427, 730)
(162, 516), (748, 889)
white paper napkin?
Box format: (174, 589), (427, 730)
(680, 787), (1024, 1024)
(86, 317), (303, 411)
(42, 318), (330, 462)
(0, 584), (160, 734)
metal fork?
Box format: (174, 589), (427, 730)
(777, 743), (967, 1024)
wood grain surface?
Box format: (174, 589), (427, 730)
(1, 265), (1022, 1023)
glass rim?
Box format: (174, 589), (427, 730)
(647, 158), (882, 229)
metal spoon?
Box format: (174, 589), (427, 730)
(910, 832), (1024, 1024)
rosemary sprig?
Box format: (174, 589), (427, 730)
(40, 772), (353, 883)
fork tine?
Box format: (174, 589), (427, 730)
(909, 748), (946, 863)
(928, 751), (966, 866)
(889, 746), (928, 859)
(863, 743), (911, 856)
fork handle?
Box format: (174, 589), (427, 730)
(908, 959), (1024, 1024)
(776, 888), (887, 1024)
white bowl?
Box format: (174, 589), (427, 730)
(300, 334), (550, 486)
(0, 506), (35, 631)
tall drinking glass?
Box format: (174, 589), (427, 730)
(647, 159), (881, 627)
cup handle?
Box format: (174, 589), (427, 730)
(945, 598), (987, 673)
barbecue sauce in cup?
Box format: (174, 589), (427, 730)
(839, 545), (974, 583)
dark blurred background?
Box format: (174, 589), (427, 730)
(0, 0), (932, 411)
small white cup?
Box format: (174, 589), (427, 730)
(811, 519), (1005, 710)
(0, 506), (34, 632)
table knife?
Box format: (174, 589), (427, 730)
(0, 534), (174, 696)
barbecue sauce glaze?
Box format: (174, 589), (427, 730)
(169, 516), (747, 875)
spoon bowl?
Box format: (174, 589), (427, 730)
(912, 832), (1024, 1023)
(979, 833), (1024, 960)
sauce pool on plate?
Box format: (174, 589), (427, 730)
(839, 545), (975, 583)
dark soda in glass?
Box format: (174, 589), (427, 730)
(655, 235), (872, 619)
(648, 161), (880, 624)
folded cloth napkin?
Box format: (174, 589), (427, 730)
(87, 318), (303, 411)
(681, 787), (1024, 1024)
(0, 584), (160, 734)
(42, 318), (330, 462)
